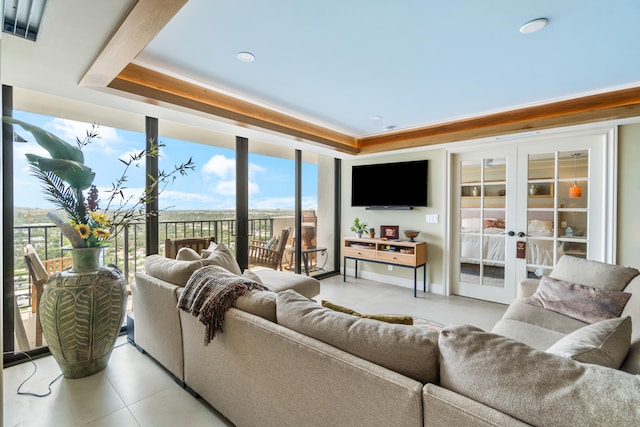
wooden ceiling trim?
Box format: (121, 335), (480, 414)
(357, 86), (640, 150)
(110, 64), (358, 154)
(357, 104), (640, 154)
(79, 0), (188, 87)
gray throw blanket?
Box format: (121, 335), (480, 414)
(177, 265), (269, 344)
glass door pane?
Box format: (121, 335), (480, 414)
(524, 145), (594, 278)
(456, 153), (513, 302)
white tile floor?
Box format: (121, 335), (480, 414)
(3, 275), (508, 426)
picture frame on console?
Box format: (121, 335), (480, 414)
(380, 225), (399, 240)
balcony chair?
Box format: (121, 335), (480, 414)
(164, 236), (217, 259)
(23, 244), (73, 347)
(248, 227), (290, 270)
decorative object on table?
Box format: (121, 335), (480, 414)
(5, 117), (194, 378)
(403, 230), (420, 242)
(529, 184), (538, 195)
(472, 186), (479, 196)
(369, 227), (375, 238)
(498, 189), (506, 196)
(569, 153), (582, 198)
(350, 217), (368, 237)
(380, 225), (399, 240)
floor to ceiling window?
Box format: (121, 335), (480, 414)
(156, 131), (237, 254)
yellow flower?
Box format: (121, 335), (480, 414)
(93, 228), (110, 240)
(91, 212), (110, 226)
(75, 223), (91, 239)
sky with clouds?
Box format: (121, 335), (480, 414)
(11, 111), (318, 213)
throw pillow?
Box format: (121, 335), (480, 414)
(549, 255), (639, 291)
(277, 290), (438, 383)
(523, 275), (631, 323)
(438, 324), (640, 426)
(545, 316), (631, 369)
(144, 254), (212, 287)
(204, 242), (242, 276)
(200, 241), (219, 258)
(242, 268), (264, 285)
(321, 300), (413, 325)
(264, 235), (278, 250)
(176, 247), (202, 261)
(234, 290), (277, 322)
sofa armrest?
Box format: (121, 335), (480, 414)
(132, 272), (185, 381)
(517, 279), (539, 299)
(423, 384), (530, 427)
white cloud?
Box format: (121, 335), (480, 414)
(203, 155), (235, 179)
(215, 180), (236, 196)
(48, 118), (123, 155)
(248, 163), (266, 179)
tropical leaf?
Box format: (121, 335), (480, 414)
(2, 116), (84, 163)
(26, 154), (95, 190)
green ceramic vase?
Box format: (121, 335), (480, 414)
(39, 247), (126, 378)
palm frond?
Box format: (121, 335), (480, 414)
(29, 164), (86, 223)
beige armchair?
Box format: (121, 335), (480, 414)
(248, 227), (290, 270)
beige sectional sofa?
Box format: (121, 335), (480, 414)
(132, 249), (640, 427)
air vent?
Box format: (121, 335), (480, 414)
(2, 0), (48, 41)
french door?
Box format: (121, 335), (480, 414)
(450, 128), (613, 304)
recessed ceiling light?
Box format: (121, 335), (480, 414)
(236, 51), (255, 62)
(371, 116), (382, 121)
(519, 18), (548, 34)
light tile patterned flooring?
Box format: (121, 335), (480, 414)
(3, 275), (507, 426)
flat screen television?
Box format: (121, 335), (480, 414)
(351, 160), (428, 208)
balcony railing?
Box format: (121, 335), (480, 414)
(13, 218), (274, 309)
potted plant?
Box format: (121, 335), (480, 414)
(350, 217), (368, 237)
(369, 227), (375, 238)
(4, 117), (194, 378)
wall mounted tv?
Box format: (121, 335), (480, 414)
(351, 160), (428, 209)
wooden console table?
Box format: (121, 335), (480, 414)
(343, 237), (427, 297)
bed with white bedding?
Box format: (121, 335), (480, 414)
(459, 218), (563, 275)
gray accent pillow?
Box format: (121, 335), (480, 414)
(523, 275), (631, 323)
(550, 255), (639, 291)
(276, 290), (439, 383)
(439, 324), (640, 426)
(546, 316), (631, 369)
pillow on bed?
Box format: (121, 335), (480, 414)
(528, 219), (553, 235)
(461, 217), (482, 230)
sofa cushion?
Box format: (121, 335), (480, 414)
(276, 290), (439, 383)
(549, 255), (639, 291)
(234, 290), (277, 322)
(545, 316), (631, 369)
(523, 275), (631, 324)
(491, 319), (567, 351)
(204, 242), (242, 276)
(321, 300), (414, 325)
(254, 269), (320, 298)
(145, 255), (215, 287)
(438, 324), (640, 426)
